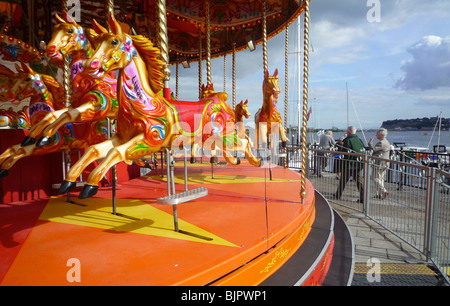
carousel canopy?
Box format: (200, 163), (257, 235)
(32, 0), (307, 65)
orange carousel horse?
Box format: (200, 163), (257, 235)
(254, 68), (287, 149)
(59, 14), (259, 199)
(22, 11), (118, 148)
(234, 99), (259, 165)
(0, 64), (76, 177)
(0, 64), (33, 129)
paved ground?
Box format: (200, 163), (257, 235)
(330, 204), (449, 286)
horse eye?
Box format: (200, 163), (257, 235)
(25, 78), (31, 82)
(68, 29), (74, 34)
(111, 39), (119, 46)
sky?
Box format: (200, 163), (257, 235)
(167, 0), (450, 130)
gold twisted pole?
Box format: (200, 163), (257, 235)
(223, 54), (226, 92)
(300, 0), (310, 199)
(262, 0), (268, 73)
(205, 0), (212, 86)
(232, 43), (236, 111)
(284, 23), (289, 168)
(107, 0), (114, 16)
(198, 26), (202, 99)
(176, 63), (179, 99)
(62, 1), (71, 108)
(157, 0), (171, 84)
(105, 0), (117, 213)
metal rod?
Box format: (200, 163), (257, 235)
(184, 147), (188, 191)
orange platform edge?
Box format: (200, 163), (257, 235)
(0, 158), (330, 286)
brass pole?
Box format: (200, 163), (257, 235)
(106, 0), (117, 214)
(198, 27), (202, 99)
(205, 0), (212, 87)
(107, 0), (114, 17)
(300, 0), (310, 199)
(262, 0), (268, 73)
(284, 23), (289, 168)
(223, 54), (226, 92)
(157, 0), (171, 85)
(232, 43), (236, 111)
(62, 1), (72, 108)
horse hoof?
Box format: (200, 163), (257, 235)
(190, 157), (196, 164)
(36, 136), (52, 147)
(0, 169), (9, 178)
(79, 184), (99, 199)
(210, 157), (218, 164)
(21, 136), (36, 147)
(236, 157), (241, 165)
(59, 180), (77, 194)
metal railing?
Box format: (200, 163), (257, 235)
(286, 146), (450, 284)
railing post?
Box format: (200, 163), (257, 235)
(363, 153), (371, 216)
(424, 167), (437, 260)
(425, 167), (440, 261)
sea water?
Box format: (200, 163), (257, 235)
(308, 130), (450, 149)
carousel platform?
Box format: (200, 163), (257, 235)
(0, 157), (353, 286)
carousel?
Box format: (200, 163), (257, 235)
(0, 0), (354, 286)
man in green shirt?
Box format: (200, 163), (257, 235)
(334, 126), (365, 202)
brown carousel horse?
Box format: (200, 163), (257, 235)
(254, 68), (287, 149)
(59, 14), (259, 199)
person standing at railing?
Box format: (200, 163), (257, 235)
(369, 128), (391, 199)
(334, 126), (365, 203)
(334, 136), (345, 179)
(316, 130), (336, 177)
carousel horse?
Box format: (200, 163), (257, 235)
(254, 68), (287, 149)
(0, 64), (76, 177)
(0, 64), (32, 128)
(22, 11), (118, 148)
(233, 99), (260, 166)
(186, 84), (260, 167)
(59, 14), (258, 199)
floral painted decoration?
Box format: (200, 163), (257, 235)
(30, 73), (46, 93)
(120, 36), (138, 62)
(74, 26), (89, 50)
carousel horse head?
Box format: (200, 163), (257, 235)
(0, 64), (15, 101)
(201, 83), (215, 98)
(263, 68), (280, 100)
(46, 11), (90, 62)
(84, 14), (164, 93)
(9, 63), (62, 103)
(236, 100), (250, 120)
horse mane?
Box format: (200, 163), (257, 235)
(0, 64), (14, 77)
(131, 35), (164, 94)
(41, 74), (65, 108)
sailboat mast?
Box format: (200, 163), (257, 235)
(346, 82), (349, 128)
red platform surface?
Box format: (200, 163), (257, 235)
(0, 158), (321, 285)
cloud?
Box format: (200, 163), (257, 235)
(396, 35), (450, 90)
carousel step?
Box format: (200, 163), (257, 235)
(156, 187), (208, 205)
(260, 190), (336, 286)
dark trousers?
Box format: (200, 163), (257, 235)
(335, 166), (364, 202)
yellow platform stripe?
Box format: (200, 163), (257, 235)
(147, 173), (298, 185)
(39, 196), (239, 247)
(354, 263), (436, 275)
